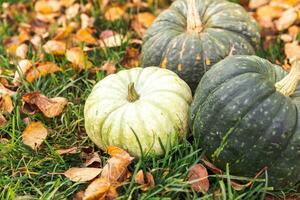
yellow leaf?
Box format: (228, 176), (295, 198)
(43, 40), (66, 55)
(0, 95), (14, 114)
(64, 168), (102, 182)
(256, 5), (284, 19)
(26, 62), (61, 83)
(35, 0), (61, 14)
(22, 121), (48, 150)
(104, 6), (125, 21)
(249, 0), (270, 9)
(66, 47), (93, 69)
(75, 28), (97, 44)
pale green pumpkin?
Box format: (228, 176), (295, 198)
(84, 67), (192, 156)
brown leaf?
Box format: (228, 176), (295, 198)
(83, 177), (117, 200)
(0, 114), (7, 127)
(131, 12), (156, 37)
(22, 121), (48, 150)
(64, 168), (102, 182)
(35, 0), (61, 14)
(75, 28), (97, 44)
(275, 8), (298, 31)
(0, 95), (14, 114)
(13, 59), (33, 85)
(84, 152), (102, 167)
(135, 170), (155, 191)
(53, 25), (74, 40)
(104, 6), (125, 21)
(188, 164), (210, 193)
(100, 61), (116, 75)
(16, 44), (28, 59)
(122, 47), (140, 69)
(56, 147), (78, 155)
(26, 62), (61, 83)
(201, 159), (223, 174)
(285, 41), (300, 60)
(66, 47), (93, 70)
(22, 92), (68, 118)
(0, 84), (16, 96)
(43, 40), (66, 55)
(249, 0), (270, 9)
(72, 191), (85, 200)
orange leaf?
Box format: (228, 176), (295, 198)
(83, 177), (117, 200)
(53, 25), (74, 40)
(64, 167), (102, 182)
(22, 121), (48, 150)
(104, 6), (125, 21)
(22, 92), (68, 118)
(0, 95), (14, 114)
(25, 62), (61, 83)
(135, 170), (155, 191)
(35, 0), (61, 14)
(43, 40), (66, 55)
(66, 47), (93, 69)
(249, 0), (270, 9)
(256, 5), (283, 20)
(188, 164), (210, 193)
(75, 28), (97, 44)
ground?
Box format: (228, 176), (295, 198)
(0, 0), (299, 199)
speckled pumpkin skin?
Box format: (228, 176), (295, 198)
(141, 0), (260, 91)
(189, 55), (300, 189)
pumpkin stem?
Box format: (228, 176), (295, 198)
(127, 82), (140, 102)
(187, 0), (203, 33)
(275, 59), (300, 96)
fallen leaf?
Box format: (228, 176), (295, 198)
(83, 177), (117, 200)
(56, 147), (78, 155)
(75, 28), (97, 44)
(256, 5), (283, 20)
(22, 92), (68, 118)
(84, 152), (102, 167)
(80, 14), (95, 29)
(100, 61), (117, 74)
(285, 41), (300, 60)
(18, 29), (30, 43)
(104, 6), (125, 21)
(22, 121), (48, 150)
(64, 167), (102, 182)
(0, 95), (14, 113)
(16, 44), (28, 59)
(280, 34), (293, 42)
(72, 191), (85, 200)
(66, 3), (80, 19)
(288, 25), (300, 39)
(249, 0), (270, 9)
(188, 164), (210, 193)
(135, 170), (155, 191)
(275, 8), (298, 31)
(131, 12), (156, 37)
(270, 0), (300, 8)
(13, 60), (33, 85)
(0, 84), (16, 96)
(26, 62), (61, 82)
(122, 47), (140, 68)
(0, 114), (7, 127)
(66, 47), (93, 69)
(35, 0), (61, 14)
(99, 32), (124, 48)
(201, 158), (223, 174)
(60, 0), (76, 7)
(43, 40), (66, 55)
(30, 35), (42, 49)
(53, 25), (74, 40)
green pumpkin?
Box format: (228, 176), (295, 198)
(141, 0), (260, 91)
(84, 67), (192, 157)
(189, 55), (300, 189)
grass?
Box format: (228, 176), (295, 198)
(0, 0), (298, 199)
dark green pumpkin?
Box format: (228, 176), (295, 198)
(189, 55), (300, 189)
(141, 0), (260, 91)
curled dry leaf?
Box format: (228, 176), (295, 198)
(104, 6), (125, 21)
(64, 167), (102, 182)
(75, 28), (97, 44)
(43, 40), (66, 55)
(66, 47), (93, 70)
(83, 177), (118, 200)
(100, 61), (116, 75)
(56, 147), (78, 155)
(35, 0), (61, 14)
(249, 0), (270, 9)
(13, 59), (32, 85)
(188, 164), (210, 193)
(135, 170), (155, 191)
(16, 44), (28, 59)
(22, 92), (68, 118)
(84, 152), (102, 167)
(275, 8), (298, 31)
(26, 62), (61, 83)
(284, 41), (300, 60)
(22, 121), (48, 150)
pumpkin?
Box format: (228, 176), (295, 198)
(84, 67), (192, 157)
(141, 0), (260, 91)
(189, 55), (300, 189)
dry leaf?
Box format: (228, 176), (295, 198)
(80, 14), (95, 29)
(104, 6), (125, 21)
(75, 28), (97, 44)
(249, 0), (270, 9)
(256, 5), (283, 20)
(84, 152), (102, 167)
(0, 84), (16, 96)
(201, 159), (223, 174)
(135, 170), (155, 191)
(56, 147), (78, 155)
(285, 41), (300, 60)
(30, 35), (42, 49)
(122, 47), (140, 69)
(13, 59), (33, 85)
(26, 62), (61, 82)
(22, 121), (48, 150)
(18, 30), (30, 43)
(270, 0), (300, 8)
(16, 44), (28, 59)
(83, 177), (117, 200)
(288, 25), (300, 39)
(60, 0), (76, 7)
(66, 47), (93, 69)
(100, 61), (116, 75)
(188, 164), (210, 193)
(43, 40), (66, 55)
(66, 3), (80, 19)
(35, 0), (61, 14)
(99, 32), (124, 48)
(131, 12), (156, 37)
(0, 95), (14, 114)
(72, 191), (85, 200)
(53, 25), (74, 40)
(22, 92), (68, 118)
(280, 34), (293, 42)
(64, 167), (102, 182)
(0, 114), (7, 127)
(275, 8), (298, 31)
